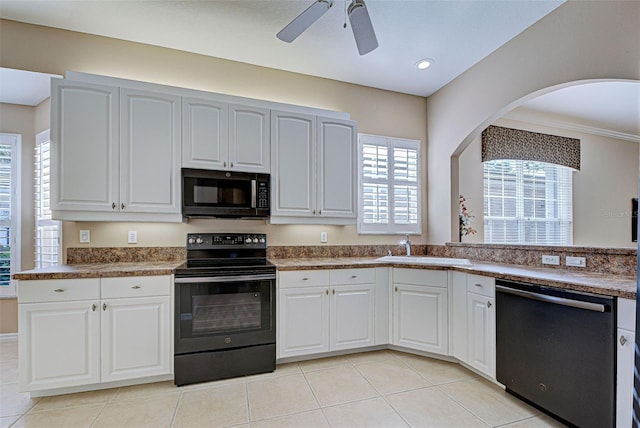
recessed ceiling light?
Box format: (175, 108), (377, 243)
(416, 58), (434, 70)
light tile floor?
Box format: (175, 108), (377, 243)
(0, 338), (567, 427)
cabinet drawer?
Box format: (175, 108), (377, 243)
(18, 279), (100, 303)
(278, 270), (330, 288)
(618, 298), (636, 331)
(467, 274), (495, 297)
(101, 276), (171, 299)
(393, 268), (448, 288)
(330, 268), (375, 285)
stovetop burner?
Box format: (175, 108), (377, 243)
(175, 233), (274, 278)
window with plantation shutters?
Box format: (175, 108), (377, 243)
(483, 160), (573, 245)
(358, 134), (421, 234)
(34, 130), (60, 268)
(0, 133), (20, 297)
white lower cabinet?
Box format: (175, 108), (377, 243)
(101, 296), (170, 382)
(18, 276), (172, 393)
(278, 269), (376, 359)
(617, 298), (635, 428)
(391, 269), (448, 355)
(466, 292), (495, 378)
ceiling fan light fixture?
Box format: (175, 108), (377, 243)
(347, 0), (378, 55)
(277, 0), (334, 43)
(416, 58), (434, 70)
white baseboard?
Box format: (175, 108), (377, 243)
(0, 333), (18, 342)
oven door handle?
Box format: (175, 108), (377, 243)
(496, 285), (607, 313)
(175, 274), (276, 284)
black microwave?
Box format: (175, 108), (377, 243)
(182, 168), (270, 219)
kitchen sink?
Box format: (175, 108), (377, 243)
(376, 256), (471, 265)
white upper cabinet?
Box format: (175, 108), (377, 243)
(120, 88), (181, 214)
(51, 80), (182, 221)
(271, 110), (356, 224)
(229, 104), (270, 173)
(51, 79), (119, 213)
(182, 97), (228, 170)
(182, 97), (270, 173)
(317, 117), (357, 218)
(271, 111), (316, 217)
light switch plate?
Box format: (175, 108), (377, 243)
(320, 231), (328, 243)
(127, 231), (137, 244)
(541, 255), (560, 265)
(566, 256), (586, 267)
(79, 230), (90, 243)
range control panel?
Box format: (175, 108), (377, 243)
(186, 233), (267, 250)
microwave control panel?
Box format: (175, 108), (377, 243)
(257, 182), (269, 209)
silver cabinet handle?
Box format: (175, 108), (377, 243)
(112, 202), (116, 210)
(92, 304), (97, 311)
(103, 303), (107, 311)
(131, 285), (141, 289)
(326, 289), (329, 295)
(351, 275), (357, 279)
(53, 288), (64, 293)
(223, 161), (227, 168)
(230, 162), (234, 168)
(395, 286), (398, 292)
(474, 283), (483, 287)
(312, 210), (316, 215)
(487, 301), (492, 308)
(318, 210), (322, 215)
(332, 289), (335, 295)
(620, 335), (628, 346)
(121, 203), (125, 210)
(302, 277), (309, 281)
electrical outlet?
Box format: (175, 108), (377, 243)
(541, 255), (560, 265)
(320, 231), (328, 243)
(127, 231), (138, 244)
(566, 256), (586, 267)
(79, 230), (90, 243)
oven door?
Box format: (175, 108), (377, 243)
(174, 274), (275, 355)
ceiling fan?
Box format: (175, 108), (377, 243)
(276, 0), (378, 55)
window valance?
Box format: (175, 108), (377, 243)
(481, 125), (580, 170)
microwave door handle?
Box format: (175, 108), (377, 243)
(251, 179), (257, 208)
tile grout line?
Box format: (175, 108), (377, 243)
(168, 386), (184, 427)
(298, 363), (332, 427)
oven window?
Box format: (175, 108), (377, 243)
(192, 292), (261, 335)
(185, 177), (250, 207)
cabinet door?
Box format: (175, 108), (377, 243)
(120, 88), (181, 213)
(466, 292), (496, 378)
(51, 79), (119, 213)
(450, 271), (468, 361)
(19, 301), (100, 391)
(271, 111), (316, 217)
(101, 296), (171, 382)
(392, 284), (448, 355)
(182, 97), (229, 170)
(278, 287), (329, 358)
(317, 117), (357, 219)
(229, 104), (270, 173)
(330, 283), (375, 351)
(616, 327), (634, 428)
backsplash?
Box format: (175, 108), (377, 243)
(67, 247), (186, 264)
(267, 245), (428, 259)
(428, 243), (637, 276)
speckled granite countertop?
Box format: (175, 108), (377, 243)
(14, 257), (635, 299)
(271, 257), (637, 299)
(13, 261), (184, 280)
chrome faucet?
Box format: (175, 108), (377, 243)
(401, 234), (411, 256)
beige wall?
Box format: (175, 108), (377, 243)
(1, 19), (428, 258)
(427, 1), (640, 244)
(459, 116), (639, 248)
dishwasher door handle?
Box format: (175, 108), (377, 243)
(496, 285), (606, 313)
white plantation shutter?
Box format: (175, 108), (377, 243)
(0, 133), (20, 297)
(483, 160), (573, 245)
(358, 134), (421, 234)
(34, 130), (60, 268)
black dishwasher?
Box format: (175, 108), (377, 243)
(496, 279), (616, 428)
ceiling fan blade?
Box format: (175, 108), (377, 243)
(277, 0), (334, 43)
(348, 0), (378, 55)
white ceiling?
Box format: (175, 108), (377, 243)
(0, 0), (564, 97)
(0, 68), (60, 106)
